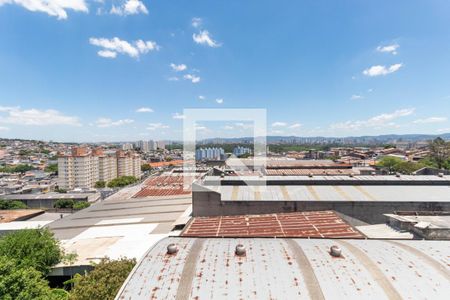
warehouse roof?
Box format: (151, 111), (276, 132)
(199, 185), (450, 202)
(182, 211), (363, 238)
(116, 237), (450, 299)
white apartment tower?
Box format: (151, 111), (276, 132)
(58, 147), (141, 190)
(58, 147), (99, 190)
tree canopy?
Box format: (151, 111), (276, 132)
(69, 258), (136, 300)
(107, 176), (138, 188)
(0, 228), (62, 275)
(376, 156), (426, 174)
(0, 199), (27, 209)
(0, 256), (54, 300)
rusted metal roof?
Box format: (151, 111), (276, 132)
(116, 237), (450, 300)
(265, 169), (354, 176)
(182, 211), (363, 238)
(133, 174), (197, 198)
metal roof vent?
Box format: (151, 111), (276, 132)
(220, 172), (225, 178)
(309, 173), (314, 178)
(235, 244), (246, 256)
(167, 243), (178, 255)
(395, 172), (401, 177)
(438, 172), (444, 177)
(349, 173), (354, 177)
(330, 245), (342, 257)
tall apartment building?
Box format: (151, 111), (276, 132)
(93, 148), (117, 183)
(195, 147), (225, 161)
(58, 147), (141, 190)
(58, 147), (99, 190)
(136, 140), (150, 153)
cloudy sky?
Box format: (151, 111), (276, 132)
(0, 0), (450, 142)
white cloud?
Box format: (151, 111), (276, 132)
(110, 0), (148, 16)
(97, 50), (117, 58)
(289, 123), (302, 129)
(363, 63), (402, 77)
(272, 122), (287, 127)
(172, 112), (185, 119)
(167, 76), (179, 81)
(351, 94), (364, 100)
(0, 0), (88, 19)
(183, 74), (200, 83)
(170, 63), (187, 72)
(136, 107), (153, 113)
(223, 125), (234, 130)
(198, 95), (205, 100)
(376, 44), (399, 55)
(330, 108), (415, 131)
(413, 117), (447, 124)
(0, 106), (81, 126)
(191, 17), (202, 28)
(0, 126), (10, 131)
(147, 123), (169, 130)
(89, 37), (159, 59)
(95, 118), (134, 128)
(192, 30), (221, 47)
(215, 98), (223, 104)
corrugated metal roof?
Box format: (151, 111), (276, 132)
(213, 185), (450, 202)
(116, 237), (450, 300)
(182, 211), (363, 238)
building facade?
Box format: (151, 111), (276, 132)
(58, 147), (141, 190)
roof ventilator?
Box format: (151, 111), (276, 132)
(438, 172), (444, 177)
(167, 243), (178, 255)
(235, 244), (246, 256)
(330, 245), (342, 257)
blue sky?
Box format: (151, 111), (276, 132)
(0, 0), (450, 142)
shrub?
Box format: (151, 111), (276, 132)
(0, 200), (27, 210)
(73, 202), (90, 210)
(95, 180), (106, 188)
(54, 199), (74, 209)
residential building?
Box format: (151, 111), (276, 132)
(58, 147), (141, 190)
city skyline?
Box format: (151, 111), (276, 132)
(1, 1), (450, 142)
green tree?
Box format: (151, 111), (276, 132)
(429, 137), (450, 169)
(107, 176), (138, 188)
(394, 161), (425, 175)
(376, 156), (404, 173)
(0, 256), (53, 300)
(45, 164), (58, 173)
(69, 258), (136, 300)
(54, 199), (75, 209)
(0, 228), (63, 275)
(141, 164), (152, 172)
(0, 200), (27, 209)
(95, 180), (106, 188)
(73, 202), (90, 210)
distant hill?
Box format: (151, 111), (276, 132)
(199, 133), (450, 144)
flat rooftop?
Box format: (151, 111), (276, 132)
(202, 175), (450, 186)
(182, 211), (363, 238)
(116, 237), (450, 299)
(0, 209), (43, 223)
(47, 184), (191, 266)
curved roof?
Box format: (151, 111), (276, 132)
(116, 237), (450, 299)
